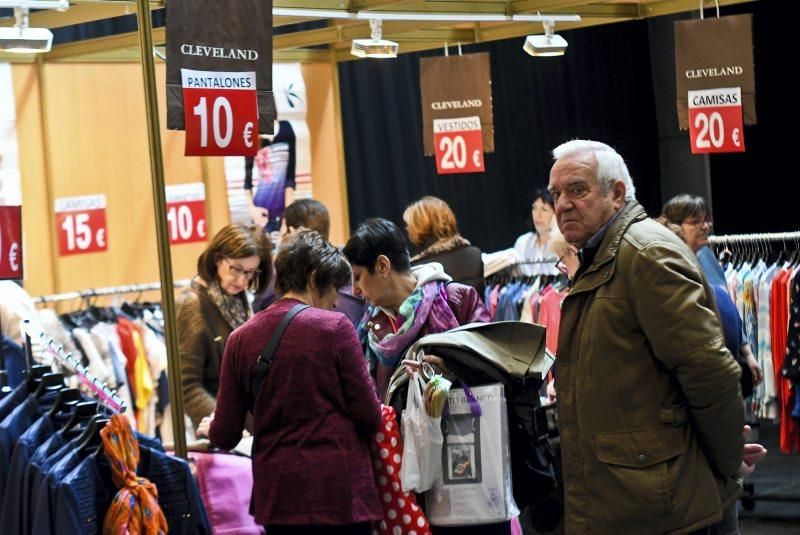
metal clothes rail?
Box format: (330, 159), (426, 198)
(32, 279), (191, 304)
(21, 319), (127, 413)
(708, 231), (800, 244)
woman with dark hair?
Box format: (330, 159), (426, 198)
(513, 189), (560, 275)
(178, 224), (272, 429)
(343, 218), (490, 400)
(404, 196), (484, 292)
(202, 230), (382, 533)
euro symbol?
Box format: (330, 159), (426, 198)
(472, 150), (482, 168)
(9, 242), (19, 272)
(732, 128), (741, 147)
(243, 122), (254, 148)
(96, 228), (106, 248)
(197, 219), (207, 239)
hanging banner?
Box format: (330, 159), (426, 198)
(675, 14), (756, 130)
(420, 52), (494, 171)
(433, 116), (485, 174)
(166, 0), (274, 155)
(0, 205), (22, 279)
(55, 195), (108, 256)
(688, 87), (745, 154)
(165, 183), (208, 244)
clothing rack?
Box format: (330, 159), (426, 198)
(511, 256), (560, 265)
(709, 231), (800, 245)
(20, 319), (127, 413)
(32, 279), (191, 305)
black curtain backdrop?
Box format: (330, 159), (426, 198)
(339, 20), (662, 253)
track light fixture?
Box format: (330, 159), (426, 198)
(350, 19), (399, 59)
(523, 20), (568, 57)
(0, 7), (54, 53)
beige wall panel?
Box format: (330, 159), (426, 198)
(11, 64), (55, 297)
(302, 62), (349, 246)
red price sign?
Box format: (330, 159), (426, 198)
(55, 195), (108, 256)
(182, 69), (259, 156)
(165, 183), (208, 244)
(688, 87), (745, 154)
(0, 206), (23, 279)
(433, 116), (485, 174)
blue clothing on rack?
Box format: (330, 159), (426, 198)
(0, 413), (64, 533)
(54, 446), (211, 534)
(31, 445), (83, 535)
(0, 394), (56, 503)
(0, 382), (27, 423)
(1, 334), (26, 389)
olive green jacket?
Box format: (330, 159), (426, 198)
(556, 200), (744, 534)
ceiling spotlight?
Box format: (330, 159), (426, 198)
(351, 19), (399, 59)
(0, 7), (53, 53)
(523, 20), (568, 57)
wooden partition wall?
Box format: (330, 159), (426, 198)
(11, 60), (348, 300)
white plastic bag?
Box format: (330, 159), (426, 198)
(400, 373), (444, 493)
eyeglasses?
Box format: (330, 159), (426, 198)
(683, 218), (713, 229)
(555, 256), (570, 276)
(224, 259), (260, 281)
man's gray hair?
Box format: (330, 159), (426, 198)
(552, 139), (636, 201)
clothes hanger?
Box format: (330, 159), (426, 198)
(60, 400), (99, 436)
(34, 372), (65, 399)
(24, 364), (52, 394)
(75, 414), (110, 454)
(47, 387), (82, 417)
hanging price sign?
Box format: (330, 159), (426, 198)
(165, 183), (208, 244)
(182, 69), (259, 156)
(55, 195), (108, 256)
(0, 206), (23, 279)
(433, 116), (485, 174)
(688, 87), (745, 154)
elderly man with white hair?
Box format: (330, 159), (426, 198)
(548, 140), (744, 534)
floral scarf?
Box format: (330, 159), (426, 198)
(198, 278), (251, 330)
(359, 280), (459, 369)
(101, 414), (168, 535)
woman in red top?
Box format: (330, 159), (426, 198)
(202, 230), (382, 534)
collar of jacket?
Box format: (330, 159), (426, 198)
(570, 200), (648, 295)
(411, 235), (471, 263)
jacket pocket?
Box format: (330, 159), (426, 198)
(590, 427), (685, 530)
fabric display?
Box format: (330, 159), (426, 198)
(371, 405), (432, 535)
(483, 275), (568, 353)
(0, 372), (211, 535)
(723, 256), (800, 453)
(191, 451), (264, 534)
(425, 383), (519, 526)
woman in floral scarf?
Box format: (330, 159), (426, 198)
(343, 218), (490, 402)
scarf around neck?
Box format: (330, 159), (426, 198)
(197, 278), (251, 330)
(359, 280), (459, 369)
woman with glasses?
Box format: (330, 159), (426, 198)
(178, 224), (272, 431)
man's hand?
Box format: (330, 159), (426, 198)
(740, 424), (767, 477)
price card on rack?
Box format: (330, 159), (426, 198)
(433, 116), (485, 174)
(165, 182), (208, 244)
(182, 69), (259, 156)
(0, 205), (23, 279)
(688, 87), (745, 154)
(55, 194), (108, 256)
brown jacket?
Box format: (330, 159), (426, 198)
(556, 201), (744, 533)
(177, 284), (236, 428)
